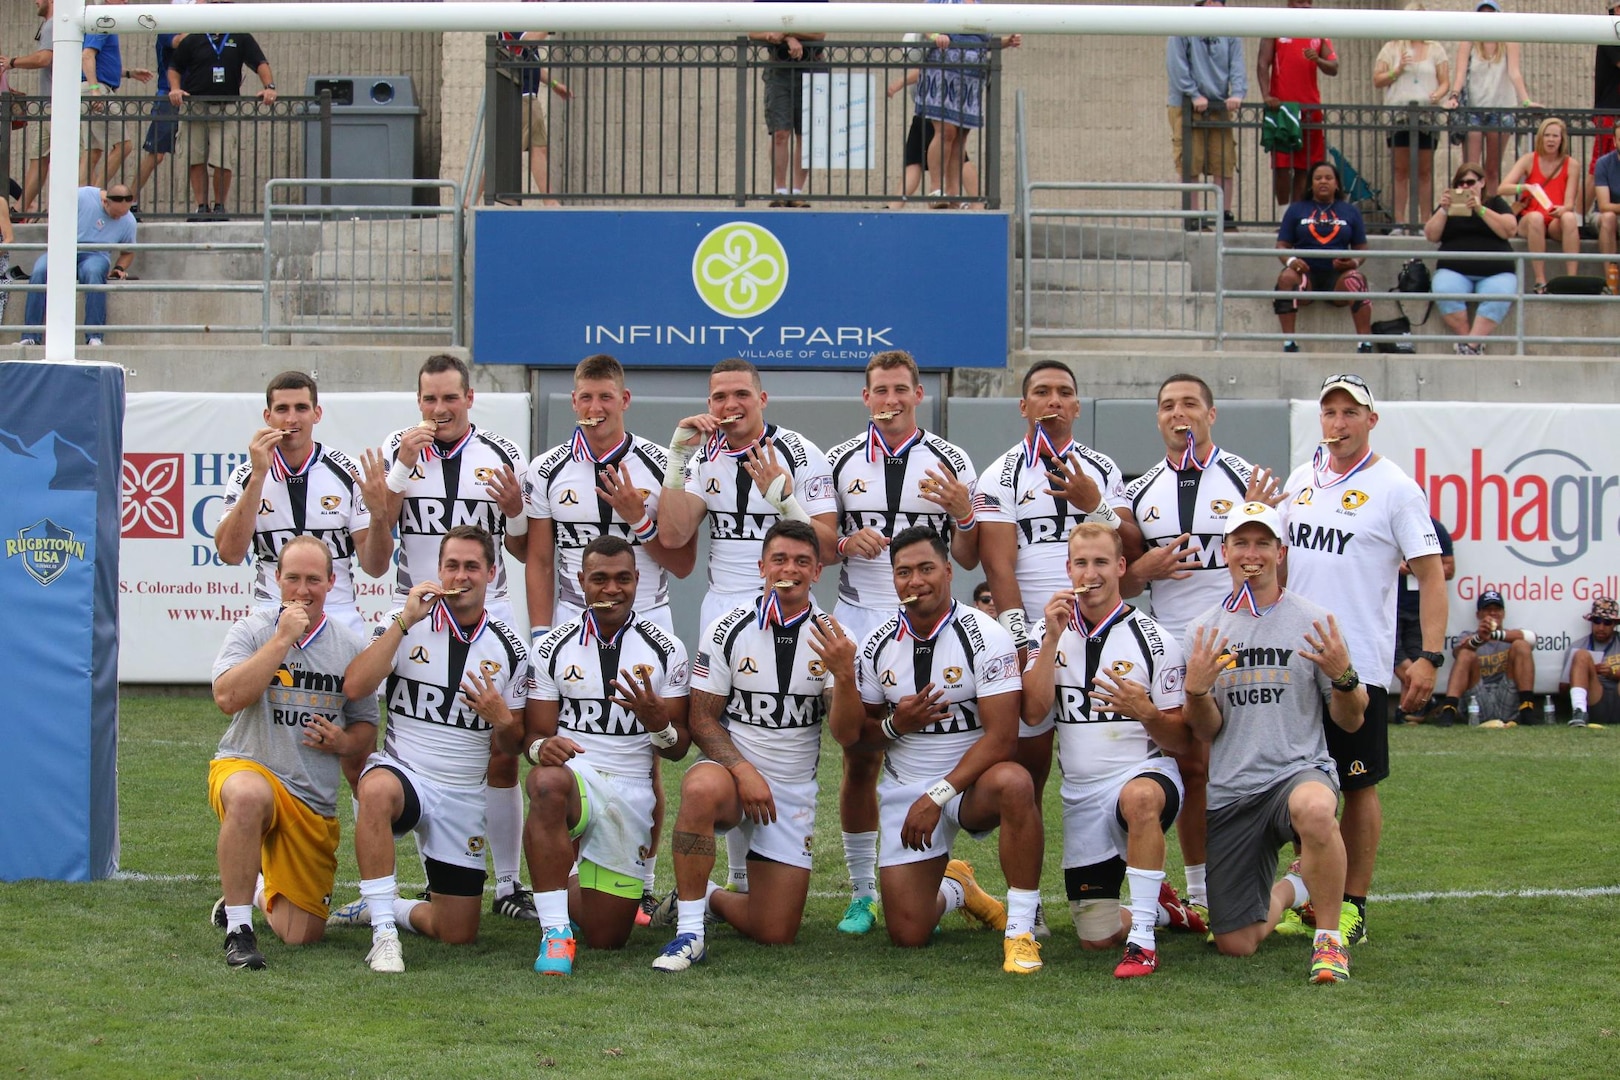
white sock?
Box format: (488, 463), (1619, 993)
(1126, 867), (1165, 949)
(224, 903), (254, 933)
(791, 188), (805, 196)
(395, 897), (425, 934)
(1005, 887), (1040, 938)
(1284, 872), (1310, 910)
(676, 899), (707, 938)
(253, 873), (268, 914)
(535, 888), (570, 930)
(774, 187), (789, 196)
(486, 783), (524, 899)
(842, 831), (878, 901)
(642, 860), (657, 893)
(938, 876), (966, 916)
(361, 875), (398, 935)
(1571, 687), (1589, 712)
(1184, 863), (1207, 907)
(1315, 928), (1344, 946)
(725, 830), (750, 891)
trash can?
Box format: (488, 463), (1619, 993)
(303, 76), (421, 206)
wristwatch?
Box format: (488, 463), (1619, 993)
(1418, 650), (1445, 669)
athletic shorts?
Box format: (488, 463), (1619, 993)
(567, 759), (654, 884)
(877, 769), (992, 868)
(143, 98), (179, 155)
(554, 598), (674, 636)
(1474, 678), (1518, 723)
(1205, 766), (1339, 936)
(1271, 108), (1324, 170)
(703, 760), (818, 870)
(1326, 684), (1389, 790)
(1059, 758), (1183, 870)
(360, 752), (487, 873)
(208, 757), (340, 919)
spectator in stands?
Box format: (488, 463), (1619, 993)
(128, 1), (199, 217)
(1591, 143), (1619, 294)
(167, 22), (277, 220)
(887, 37), (980, 208)
(19, 184), (137, 348)
(750, 0), (827, 207)
(1166, 0), (1246, 227)
(0, 194), (14, 321)
(1591, 3), (1620, 172)
(1272, 160), (1373, 353)
(912, 0), (1017, 209)
(1423, 162), (1518, 355)
(1561, 596), (1619, 728)
(972, 580), (997, 617)
(1396, 516), (1454, 721)
(500, 11), (572, 206)
(1373, 7), (1449, 233)
(80, 4), (154, 188)
(1257, 0), (1338, 206)
(1499, 117), (1584, 292)
(1442, 1), (1540, 194)
(3, 0), (57, 216)
(1428, 589), (1541, 728)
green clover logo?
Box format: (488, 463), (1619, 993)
(692, 222), (789, 317)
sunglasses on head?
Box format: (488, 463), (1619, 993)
(1322, 373), (1369, 389)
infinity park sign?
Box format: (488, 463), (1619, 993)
(473, 210), (1009, 369)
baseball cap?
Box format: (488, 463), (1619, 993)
(1476, 589), (1505, 611)
(1319, 373), (1375, 408)
(1586, 597), (1619, 621)
(1223, 500), (1285, 540)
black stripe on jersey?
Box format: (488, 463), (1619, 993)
(1214, 456), (1249, 492)
(732, 458), (753, 523)
(488, 618), (525, 673)
(920, 434), (969, 476)
(718, 610), (753, 667)
(1126, 615), (1160, 687)
(473, 429), (526, 470)
(630, 441), (668, 476)
(594, 636), (623, 703)
(631, 621), (678, 671)
(772, 621), (803, 696)
(318, 450), (360, 493)
(768, 425), (809, 470)
(1175, 465), (1200, 539)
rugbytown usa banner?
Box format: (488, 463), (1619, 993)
(121, 393), (530, 683)
(1290, 402), (1620, 692)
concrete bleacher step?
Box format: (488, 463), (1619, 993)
(1019, 221), (1212, 262)
(1018, 257), (1192, 294)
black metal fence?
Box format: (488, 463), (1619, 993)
(0, 93), (335, 220)
(1181, 104), (1613, 231)
(484, 37), (1007, 208)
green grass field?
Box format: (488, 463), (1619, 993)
(2, 695), (1615, 1079)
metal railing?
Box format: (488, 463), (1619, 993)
(1182, 104), (1613, 231)
(0, 92), (335, 220)
(484, 36), (1006, 208)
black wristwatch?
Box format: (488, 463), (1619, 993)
(1331, 666), (1360, 692)
(1418, 650), (1445, 669)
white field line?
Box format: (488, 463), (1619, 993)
(108, 871), (1620, 903)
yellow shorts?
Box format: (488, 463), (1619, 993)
(208, 758), (340, 919)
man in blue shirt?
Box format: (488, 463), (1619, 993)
(20, 185), (139, 348)
(1593, 146), (1619, 294)
(1166, 0), (1247, 226)
(80, 8), (154, 189)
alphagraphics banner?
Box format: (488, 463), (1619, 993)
(473, 209), (1009, 369)
(1290, 401), (1620, 691)
(121, 393), (530, 684)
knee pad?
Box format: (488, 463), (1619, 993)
(1069, 899), (1123, 942)
(1273, 296), (1298, 315)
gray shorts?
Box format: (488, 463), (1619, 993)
(1206, 767), (1340, 936)
(762, 65), (805, 133)
(1474, 679), (1518, 723)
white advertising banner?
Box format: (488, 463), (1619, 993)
(1290, 401), (1620, 692)
(120, 392), (531, 683)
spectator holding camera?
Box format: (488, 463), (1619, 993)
(1423, 162), (1517, 355)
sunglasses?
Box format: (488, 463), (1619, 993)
(1321, 373), (1369, 389)
(106, 194), (134, 202)
(1592, 618), (1619, 626)
(1456, 178), (1480, 187)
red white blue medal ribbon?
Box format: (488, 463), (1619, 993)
(1023, 427), (1071, 469)
(572, 427), (630, 465)
(1222, 581), (1280, 618)
(1071, 598), (1128, 639)
(1310, 444), (1374, 490)
(430, 597), (487, 643)
(897, 600), (956, 642)
(757, 589), (812, 630)
(270, 443), (317, 483)
(867, 422), (922, 464)
(578, 608), (630, 647)
(294, 612), (328, 649)
(422, 426), (475, 462)
(1173, 432), (1218, 472)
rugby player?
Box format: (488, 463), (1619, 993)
(214, 370), (393, 637)
(1184, 501), (1365, 984)
(208, 536), (378, 969)
(1117, 373), (1282, 917)
(648, 520), (860, 972)
(656, 358), (837, 893)
(354, 354), (537, 922)
(339, 526), (531, 973)
(522, 537), (691, 975)
(1280, 374), (1445, 943)
(836, 527), (1045, 974)
(1022, 523), (1205, 979)
(822, 350), (980, 935)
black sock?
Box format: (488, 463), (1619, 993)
(1436, 695), (1458, 711)
(1343, 894), (1367, 918)
(1517, 691), (1537, 708)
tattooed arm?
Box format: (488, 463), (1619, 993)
(688, 688), (776, 824)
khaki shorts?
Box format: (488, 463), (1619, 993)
(522, 94), (549, 149)
(1168, 105), (1236, 179)
(185, 101), (238, 170)
(208, 758), (341, 919)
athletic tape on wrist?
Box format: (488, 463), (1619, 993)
(648, 725), (679, 749)
(926, 779), (958, 807)
(385, 458), (413, 493)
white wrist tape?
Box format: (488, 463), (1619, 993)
(664, 428), (696, 489)
(523, 737), (547, 766)
(765, 474), (811, 523)
(648, 725), (679, 750)
(505, 513), (529, 537)
(385, 459), (413, 493)
(998, 607), (1028, 646)
(926, 779), (959, 807)
(1085, 500), (1121, 530)
(1520, 629), (1537, 647)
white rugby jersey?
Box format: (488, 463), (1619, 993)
(977, 434), (1129, 609)
(376, 602), (532, 789)
(385, 424), (527, 604)
(221, 444), (371, 608)
(1124, 447), (1256, 643)
(858, 602), (1020, 784)
(1280, 455), (1441, 690)
(528, 611), (690, 777)
(525, 431), (673, 612)
(690, 598), (830, 785)
(826, 426), (978, 609)
(1027, 603), (1186, 788)
(682, 424), (836, 592)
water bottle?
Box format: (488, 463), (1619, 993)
(1544, 696), (1555, 726)
(1466, 697), (1481, 726)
